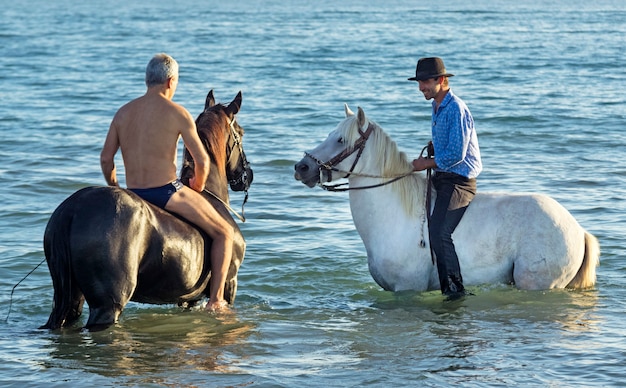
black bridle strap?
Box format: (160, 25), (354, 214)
(186, 117), (250, 222)
(203, 188), (246, 223)
(224, 119), (249, 222)
(226, 118), (250, 184)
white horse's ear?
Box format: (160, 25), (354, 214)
(344, 103), (354, 117)
(357, 106), (367, 128)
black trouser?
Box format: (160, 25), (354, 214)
(429, 172), (476, 295)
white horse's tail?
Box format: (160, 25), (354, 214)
(567, 232), (600, 289)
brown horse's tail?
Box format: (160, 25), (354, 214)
(566, 232), (600, 289)
(39, 198), (84, 330)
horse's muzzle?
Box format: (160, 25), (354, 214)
(294, 157), (321, 188)
(229, 167), (253, 192)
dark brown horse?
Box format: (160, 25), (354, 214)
(40, 90), (253, 331)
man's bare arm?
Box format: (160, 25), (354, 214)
(179, 111), (210, 192)
(100, 121), (120, 186)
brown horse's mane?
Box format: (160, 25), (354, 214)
(193, 105), (229, 177)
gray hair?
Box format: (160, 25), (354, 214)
(145, 53), (178, 87)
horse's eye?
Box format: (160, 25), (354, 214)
(337, 137), (343, 144)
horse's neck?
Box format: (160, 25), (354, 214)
(348, 173), (427, 222)
(204, 162), (229, 204)
(348, 177), (401, 214)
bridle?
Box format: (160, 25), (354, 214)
(221, 117), (251, 222)
(225, 117), (251, 193)
(305, 122), (412, 192)
(184, 115), (251, 222)
(305, 122), (432, 253)
(304, 120), (432, 254)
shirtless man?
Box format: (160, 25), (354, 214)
(100, 53), (234, 311)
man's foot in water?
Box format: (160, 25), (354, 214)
(443, 289), (475, 301)
(444, 290), (467, 301)
(206, 299), (230, 312)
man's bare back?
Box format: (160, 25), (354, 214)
(111, 94), (185, 188)
(101, 82), (207, 190)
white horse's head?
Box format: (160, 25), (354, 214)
(293, 104), (368, 187)
(294, 104), (413, 189)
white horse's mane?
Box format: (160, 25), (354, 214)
(338, 111), (425, 218)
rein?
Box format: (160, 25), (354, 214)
(5, 257), (46, 323)
(421, 142), (436, 263)
(203, 188), (246, 223)
(306, 122), (413, 192)
(314, 174), (409, 192)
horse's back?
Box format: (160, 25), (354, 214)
(46, 186), (187, 257)
(457, 191), (595, 289)
(465, 191), (583, 244)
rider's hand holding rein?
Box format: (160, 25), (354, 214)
(412, 156), (437, 172)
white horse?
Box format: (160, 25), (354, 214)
(294, 105), (599, 293)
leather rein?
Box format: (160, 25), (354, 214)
(305, 123), (413, 192)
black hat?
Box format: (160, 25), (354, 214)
(408, 57), (454, 81)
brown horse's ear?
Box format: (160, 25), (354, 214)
(225, 91), (242, 117)
(205, 90), (215, 110)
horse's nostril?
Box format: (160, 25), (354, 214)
(295, 163), (309, 173)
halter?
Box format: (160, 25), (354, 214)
(305, 122), (412, 192)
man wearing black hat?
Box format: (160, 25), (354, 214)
(409, 57), (482, 300)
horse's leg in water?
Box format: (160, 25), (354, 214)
(81, 267), (137, 331)
(64, 286), (85, 327)
(83, 280), (135, 331)
(84, 303), (125, 332)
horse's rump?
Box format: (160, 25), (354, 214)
(452, 192), (598, 290)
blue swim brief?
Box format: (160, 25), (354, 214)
(129, 179), (184, 209)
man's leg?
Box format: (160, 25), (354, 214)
(437, 205), (469, 295)
(429, 174), (476, 297)
(429, 180), (457, 294)
(165, 186), (234, 310)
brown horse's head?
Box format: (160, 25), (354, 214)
(180, 90), (252, 195)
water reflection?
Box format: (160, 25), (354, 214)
(357, 286), (601, 382)
(42, 306), (255, 379)
(372, 285), (600, 328)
